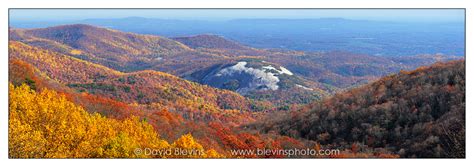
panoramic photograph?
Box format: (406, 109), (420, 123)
(8, 9), (465, 158)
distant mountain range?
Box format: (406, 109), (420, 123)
(10, 17), (465, 56)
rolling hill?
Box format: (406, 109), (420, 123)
(9, 41), (318, 157)
(172, 34), (249, 50)
(10, 24), (191, 71)
(9, 25), (327, 108)
(9, 24), (461, 110)
(256, 60), (465, 158)
(9, 41), (257, 122)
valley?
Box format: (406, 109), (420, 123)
(8, 24), (465, 158)
(9, 24), (460, 109)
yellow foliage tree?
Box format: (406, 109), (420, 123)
(9, 83), (220, 158)
(170, 134), (223, 158)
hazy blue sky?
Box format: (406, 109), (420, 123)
(10, 9), (464, 22)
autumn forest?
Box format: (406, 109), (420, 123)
(8, 10), (465, 158)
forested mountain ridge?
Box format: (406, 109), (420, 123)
(172, 34), (251, 50)
(10, 24), (458, 87)
(10, 24), (191, 71)
(9, 25), (331, 108)
(10, 41), (317, 158)
(10, 24), (460, 105)
(255, 60), (465, 158)
(9, 41), (258, 122)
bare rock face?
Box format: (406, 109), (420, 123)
(202, 61), (298, 95)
